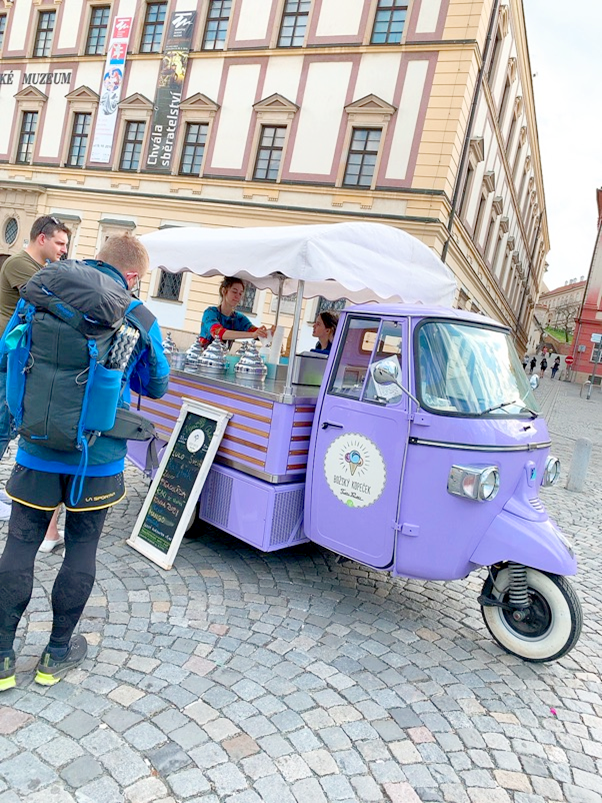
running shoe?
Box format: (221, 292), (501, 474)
(35, 635), (88, 686)
(0, 650), (16, 692)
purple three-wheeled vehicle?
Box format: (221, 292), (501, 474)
(133, 223), (582, 663)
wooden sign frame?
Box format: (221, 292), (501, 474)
(127, 398), (231, 570)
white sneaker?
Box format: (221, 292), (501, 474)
(0, 500), (11, 522)
(38, 533), (65, 553)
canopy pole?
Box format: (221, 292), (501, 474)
(273, 274), (285, 329)
(284, 280), (305, 400)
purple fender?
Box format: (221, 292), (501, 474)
(470, 510), (577, 576)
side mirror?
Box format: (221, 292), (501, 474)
(372, 358), (420, 408)
(373, 360), (400, 386)
(530, 375), (539, 390)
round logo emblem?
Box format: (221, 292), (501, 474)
(186, 429), (206, 453)
(324, 434), (386, 508)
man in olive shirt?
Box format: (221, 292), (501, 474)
(0, 216), (70, 523)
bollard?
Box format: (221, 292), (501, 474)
(565, 438), (593, 492)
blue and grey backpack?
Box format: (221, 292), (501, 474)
(0, 259), (136, 500)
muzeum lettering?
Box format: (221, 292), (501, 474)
(0, 71), (72, 87)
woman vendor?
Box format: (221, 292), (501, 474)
(199, 277), (269, 348)
(311, 310), (339, 354)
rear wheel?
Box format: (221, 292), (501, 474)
(481, 566), (582, 663)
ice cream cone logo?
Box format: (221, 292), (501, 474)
(325, 433), (386, 508)
(345, 450), (363, 476)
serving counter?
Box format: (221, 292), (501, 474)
(128, 369), (321, 551)
(130, 369), (320, 483)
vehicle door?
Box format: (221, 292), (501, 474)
(307, 316), (409, 569)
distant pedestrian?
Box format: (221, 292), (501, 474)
(0, 215), (70, 533)
(522, 353), (529, 371)
(529, 357), (537, 374)
(551, 356), (561, 379)
(540, 357), (548, 378)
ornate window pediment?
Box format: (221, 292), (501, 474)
(499, 215), (509, 233)
(65, 86), (99, 121)
(512, 250), (520, 265)
(254, 93), (299, 115)
(469, 136), (485, 164)
(506, 235), (515, 251)
(345, 94), (396, 126)
(483, 170), (496, 194)
(345, 94), (396, 116)
(519, 126), (527, 146)
(119, 93), (153, 111)
(507, 57), (517, 83)
(65, 86), (99, 104)
(13, 86), (48, 104)
(180, 92), (220, 116)
(492, 196), (504, 216)
(513, 96), (523, 119)
(524, 155), (531, 173)
(499, 5), (510, 37)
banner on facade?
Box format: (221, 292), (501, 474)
(90, 16), (132, 164)
(145, 10), (196, 173)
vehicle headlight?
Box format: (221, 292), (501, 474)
(542, 456), (561, 486)
(447, 465), (500, 502)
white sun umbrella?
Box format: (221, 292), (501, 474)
(140, 221), (456, 307)
(141, 222), (456, 396)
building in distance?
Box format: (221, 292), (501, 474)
(0, 0), (548, 352)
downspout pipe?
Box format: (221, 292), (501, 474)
(441, 0), (500, 265)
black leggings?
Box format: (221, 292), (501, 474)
(0, 502), (108, 651)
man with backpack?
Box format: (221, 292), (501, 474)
(0, 232), (169, 690)
(0, 215), (70, 531)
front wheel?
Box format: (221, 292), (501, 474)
(481, 566), (582, 663)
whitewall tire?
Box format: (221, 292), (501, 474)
(481, 567), (582, 663)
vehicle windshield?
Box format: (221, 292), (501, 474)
(416, 320), (540, 417)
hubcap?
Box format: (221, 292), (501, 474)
(501, 589), (552, 638)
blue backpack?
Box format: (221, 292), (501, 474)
(0, 260), (133, 499)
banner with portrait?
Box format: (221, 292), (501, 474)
(90, 17), (132, 164)
(145, 10), (196, 173)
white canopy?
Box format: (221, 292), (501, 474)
(140, 221), (456, 307)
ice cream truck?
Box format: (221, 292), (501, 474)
(128, 222), (581, 663)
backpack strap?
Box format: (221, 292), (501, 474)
(69, 338), (99, 507)
(0, 300), (34, 356)
(124, 302), (153, 410)
(3, 301), (36, 428)
(126, 302), (156, 337)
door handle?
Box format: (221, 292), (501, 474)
(321, 421), (343, 429)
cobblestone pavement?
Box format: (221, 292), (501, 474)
(0, 376), (601, 803)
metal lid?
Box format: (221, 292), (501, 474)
(199, 340), (227, 373)
(235, 341), (267, 379)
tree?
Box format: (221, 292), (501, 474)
(551, 302), (580, 342)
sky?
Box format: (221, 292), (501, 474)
(522, 0), (602, 292)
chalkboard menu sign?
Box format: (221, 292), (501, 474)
(127, 399), (231, 570)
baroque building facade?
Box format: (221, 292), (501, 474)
(539, 278), (585, 337)
(571, 190), (602, 384)
(0, 0), (548, 350)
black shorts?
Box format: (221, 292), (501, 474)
(6, 465), (125, 512)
